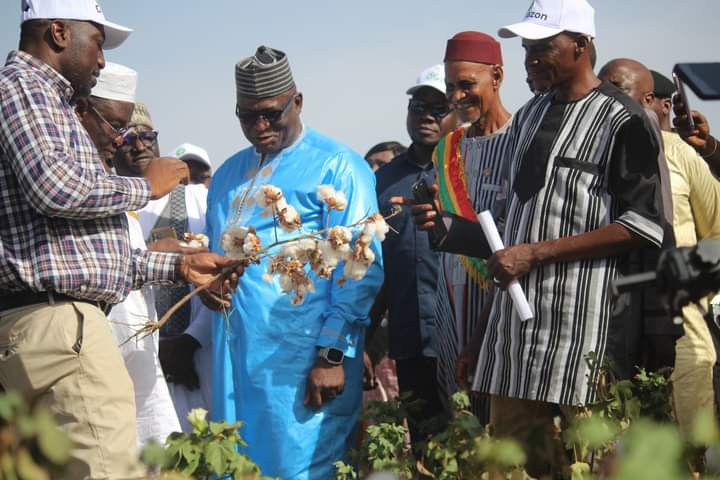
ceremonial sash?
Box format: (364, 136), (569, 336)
(434, 127), (491, 288)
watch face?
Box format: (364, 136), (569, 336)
(327, 348), (344, 363)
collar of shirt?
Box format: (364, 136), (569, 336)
(6, 50), (74, 102)
(403, 144), (434, 172)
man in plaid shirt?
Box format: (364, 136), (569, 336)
(0, 2), (239, 478)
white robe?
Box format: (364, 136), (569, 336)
(139, 184), (213, 432)
(108, 213), (181, 447)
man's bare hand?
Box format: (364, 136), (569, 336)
(390, 182), (443, 232)
(487, 243), (538, 288)
(144, 157), (190, 199)
(304, 358), (345, 408)
(362, 352), (376, 391)
(176, 253), (243, 301)
(148, 237), (208, 255)
(198, 287), (234, 311)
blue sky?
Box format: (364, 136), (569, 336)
(1, 1), (717, 168)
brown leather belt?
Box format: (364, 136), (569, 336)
(0, 291), (110, 314)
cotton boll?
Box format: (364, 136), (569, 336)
(279, 205), (302, 232)
(327, 226), (352, 248)
(279, 274), (293, 293)
(317, 184), (336, 201)
(275, 197), (288, 212)
(281, 241), (302, 259)
(343, 260), (369, 280)
(220, 226), (249, 259)
(331, 191), (347, 211)
(361, 246), (375, 264)
(370, 214), (390, 241)
(242, 232), (262, 255)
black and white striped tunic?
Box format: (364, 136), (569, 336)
(472, 82), (664, 406)
(434, 122), (513, 405)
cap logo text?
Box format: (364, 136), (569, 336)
(526, 11), (548, 21)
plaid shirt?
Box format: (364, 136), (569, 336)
(0, 50), (178, 304)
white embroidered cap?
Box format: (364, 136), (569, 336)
(91, 62), (137, 103)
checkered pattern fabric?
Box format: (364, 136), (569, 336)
(0, 51), (178, 304)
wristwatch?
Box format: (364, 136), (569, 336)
(317, 347), (344, 365)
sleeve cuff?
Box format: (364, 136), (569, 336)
(615, 210), (663, 247)
(316, 315), (364, 358)
(113, 176), (152, 211)
(133, 250), (181, 289)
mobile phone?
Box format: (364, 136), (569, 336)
(672, 71), (695, 130)
(411, 177), (448, 246)
(149, 226), (177, 243)
(673, 62), (720, 100)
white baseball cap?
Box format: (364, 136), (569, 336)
(170, 143), (212, 170)
(91, 62), (137, 103)
(406, 64), (446, 96)
(21, 0), (132, 50)
(498, 0), (595, 40)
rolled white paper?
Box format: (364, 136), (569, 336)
(478, 210), (534, 322)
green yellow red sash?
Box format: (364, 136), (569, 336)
(433, 127), (491, 288)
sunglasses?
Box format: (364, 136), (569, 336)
(117, 129), (159, 148)
(235, 94), (295, 126)
(408, 99), (452, 119)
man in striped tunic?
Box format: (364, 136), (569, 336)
(401, 0), (666, 475)
(431, 32), (513, 422)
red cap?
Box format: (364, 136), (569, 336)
(444, 31), (503, 66)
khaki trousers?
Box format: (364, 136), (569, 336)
(671, 302), (717, 436)
(490, 395), (579, 478)
(0, 301), (144, 479)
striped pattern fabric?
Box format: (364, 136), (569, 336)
(433, 122), (513, 405)
(472, 83), (664, 406)
(235, 46), (295, 99)
(0, 51), (178, 304)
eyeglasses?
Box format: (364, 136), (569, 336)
(117, 129), (159, 148)
(89, 105), (129, 144)
(408, 99), (452, 119)
(235, 94), (295, 126)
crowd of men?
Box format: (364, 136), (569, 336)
(0, 0), (719, 479)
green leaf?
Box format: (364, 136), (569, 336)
(141, 439), (171, 468)
(0, 391), (24, 421)
(33, 409), (71, 465)
(489, 439), (526, 467)
(204, 442), (225, 474)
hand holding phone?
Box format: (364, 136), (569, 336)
(411, 177), (448, 246)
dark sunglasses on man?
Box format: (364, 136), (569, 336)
(235, 94), (295, 126)
(116, 129), (159, 148)
(407, 99), (452, 119)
